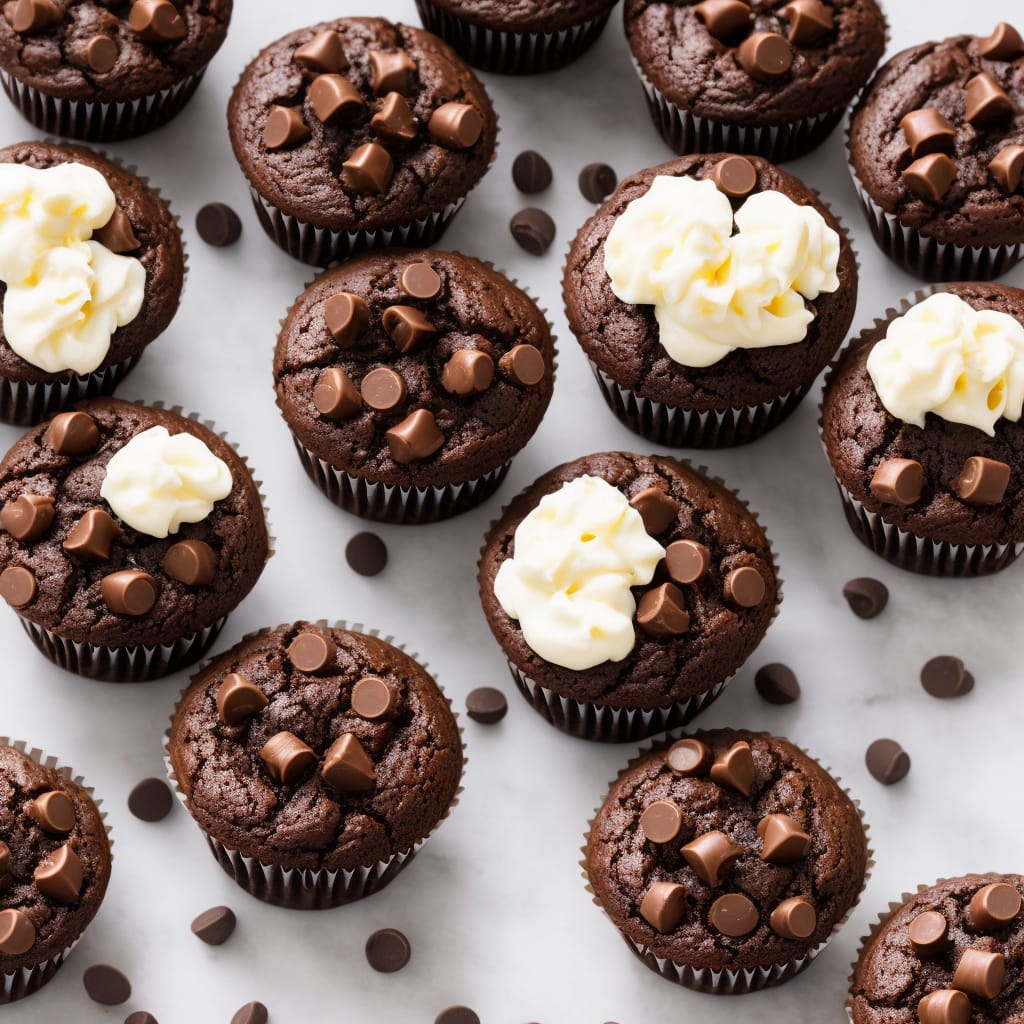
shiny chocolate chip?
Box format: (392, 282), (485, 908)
(770, 897), (817, 939)
(260, 731), (317, 785)
(85, 34), (118, 72)
(27, 790), (76, 833)
(737, 32), (792, 82)
(978, 22), (1024, 61)
(351, 676), (396, 719)
(955, 456), (1010, 505)
(865, 738), (910, 785)
(287, 631), (336, 673)
(442, 349), (495, 395)
(1, 494), (55, 543)
(779, 0), (833, 46)
(639, 881), (686, 932)
(724, 566), (766, 608)
(313, 367), (361, 420)
(693, 0), (751, 40)
(128, 0), (185, 43)
(294, 30), (347, 73)
(321, 733), (376, 792)
(341, 143), (394, 194)
(369, 49), (415, 95)
(34, 844), (84, 903)
(754, 663), (800, 705)
(216, 672), (268, 726)
(869, 458), (923, 505)
(44, 411), (99, 455)
(711, 155), (757, 197)
(842, 577), (889, 619)
(386, 409), (445, 463)
(757, 813), (811, 863)
(969, 882), (1022, 929)
(578, 162), (617, 202)
(309, 74), (363, 124)
(639, 800), (683, 844)
(429, 102), (483, 148)
(637, 583), (690, 637)
(709, 893), (758, 937)
(666, 738), (711, 776)
(909, 910), (951, 958)
(990, 145), (1024, 192)
(498, 344), (545, 386)
(629, 487), (680, 535)
(682, 830), (744, 886)
(263, 105), (310, 150)
(94, 208), (140, 253)
(196, 203), (242, 247)
(902, 154), (956, 202)
(371, 92), (417, 146)
(710, 741), (755, 795)
(63, 509), (120, 560)
(0, 909), (34, 955)
(383, 305), (437, 353)
(361, 367), (407, 412)
(920, 655), (974, 699)
(900, 108), (956, 157)
(512, 150), (552, 193)
(965, 72), (1015, 127)
(191, 905), (236, 946)
(101, 570), (157, 615)
(325, 291), (370, 346)
(0, 565), (35, 608)
(509, 208), (555, 255)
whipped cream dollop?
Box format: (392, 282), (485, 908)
(866, 292), (1024, 436)
(604, 175), (841, 368)
(101, 427), (233, 539)
(493, 476), (665, 671)
(0, 162), (145, 375)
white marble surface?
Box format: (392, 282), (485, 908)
(1, 1), (1022, 1021)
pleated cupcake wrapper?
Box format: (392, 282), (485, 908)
(580, 733), (873, 994)
(413, 0), (613, 74)
(818, 287), (1024, 577)
(0, 737), (112, 1004)
(18, 402), (274, 682)
(479, 457), (783, 742)
(0, 67), (207, 143)
(164, 618), (465, 909)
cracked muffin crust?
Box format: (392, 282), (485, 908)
(585, 729), (868, 989)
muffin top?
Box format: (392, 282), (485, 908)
(586, 729), (868, 972)
(0, 399), (268, 648)
(850, 874), (1024, 1023)
(850, 30), (1024, 247)
(564, 153), (857, 410)
(478, 452), (778, 708)
(427, 0), (618, 33)
(0, 744), (111, 973)
(0, 140), (184, 386)
(275, 248), (554, 490)
(822, 283), (1024, 548)
(228, 18), (497, 232)
(168, 623), (464, 871)
(625, 0), (886, 124)
(0, 0), (232, 102)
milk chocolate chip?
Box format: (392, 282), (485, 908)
(639, 881), (686, 932)
(313, 367), (361, 420)
(770, 897), (817, 939)
(309, 74), (363, 124)
(321, 733), (376, 792)
(386, 409), (445, 463)
(260, 731), (317, 785)
(0, 909), (34, 954)
(978, 22), (1024, 61)
(909, 910), (951, 958)
(441, 350), (494, 395)
(737, 32), (793, 82)
(128, 0), (185, 43)
(294, 30), (347, 73)
(710, 741), (755, 795)
(900, 108), (956, 157)
(990, 145), (1024, 192)
(666, 738), (712, 776)
(629, 487), (680, 535)
(372, 92), (417, 147)
(724, 566), (766, 608)
(10, 0), (60, 33)
(902, 154), (957, 203)
(287, 631), (337, 673)
(85, 35), (118, 73)
(918, 989), (971, 1024)
(342, 143), (394, 194)
(361, 367), (407, 412)
(216, 672), (268, 725)
(383, 305), (437, 353)
(164, 539), (216, 586)
(34, 844), (84, 903)
(665, 539), (710, 584)
(965, 72), (1015, 127)
(709, 893), (758, 937)
(498, 344), (545, 386)
(101, 570), (157, 615)
(681, 831), (744, 886)
(94, 209), (140, 254)
(870, 458), (923, 505)
(711, 155), (757, 198)
(45, 411), (99, 455)
(324, 292), (369, 346)
(757, 813), (811, 863)
(0, 566), (35, 607)
(369, 50), (415, 95)
(955, 456), (1010, 505)
(429, 103), (483, 148)
(63, 509), (120, 560)
(351, 676), (396, 719)
(27, 790), (76, 833)
(1, 494), (55, 543)
(639, 800), (683, 844)
(779, 0), (833, 46)
(952, 948), (1005, 1000)
(969, 882), (1022, 929)
(637, 583), (690, 637)
(263, 106), (310, 150)
(693, 0), (750, 40)
(399, 262), (442, 300)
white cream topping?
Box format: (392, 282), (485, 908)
(493, 476), (665, 671)
(100, 427), (233, 539)
(866, 291), (1024, 436)
(0, 162), (145, 375)
(603, 175), (841, 368)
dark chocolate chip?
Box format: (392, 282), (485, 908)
(196, 203), (242, 247)
(920, 655), (974, 699)
(465, 687), (508, 724)
(346, 532), (388, 576)
(578, 162), (617, 203)
(83, 964), (131, 1005)
(512, 150), (553, 193)
(842, 577), (889, 619)
(435, 1009), (480, 1024)
(510, 208), (555, 255)
(990, 145), (1024, 192)
(231, 1002), (268, 1024)
(127, 777), (173, 822)
(365, 928), (411, 973)
(125, 1014), (159, 1024)
(754, 663), (800, 704)
(865, 738), (910, 785)
(190, 905), (236, 946)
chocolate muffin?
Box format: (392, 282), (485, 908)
(0, 741), (111, 1003)
(0, 0), (233, 141)
(478, 453), (779, 742)
(821, 283), (1024, 577)
(0, 140), (184, 426)
(228, 18), (497, 266)
(564, 153), (857, 448)
(275, 248), (555, 524)
(849, 874), (1024, 1023)
(414, 0), (620, 74)
(0, 399), (269, 681)
(625, 0), (886, 161)
(586, 729), (869, 993)
(167, 622), (464, 909)
(849, 26), (1024, 281)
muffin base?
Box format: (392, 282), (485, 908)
(413, 1), (613, 74)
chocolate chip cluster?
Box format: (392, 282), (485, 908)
(870, 455), (1011, 509)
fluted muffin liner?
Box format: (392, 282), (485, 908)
(480, 461), (782, 742)
(582, 733), (872, 994)
(164, 619), (465, 910)
(819, 287), (1024, 577)
(0, 737), (112, 1004)
(18, 403), (274, 682)
(0, 67), (208, 143)
(413, 0), (613, 74)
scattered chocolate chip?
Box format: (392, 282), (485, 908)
(351, 676), (396, 719)
(737, 32), (793, 82)
(978, 22), (1024, 61)
(682, 830), (744, 885)
(909, 910), (951, 958)
(94, 209), (140, 254)
(778, 0), (833, 46)
(639, 881), (686, 932)
(955, 455), (1010, 505)
(990, 145), (1024, 192)
(754, 663), (800, 705)
(63, 508), (120, 560)
(902, 153), (957, 202)
(371, 92), (417, 146)
(263, 105), (310, 150)
(325, 292), (370, 346)
(709, 893), (758, 937)
(10, 0), (60, 32)
(578, 162), (617, 203)
(757, 813), (811, 863)
(0, 565), (35, 608)
(693, 0), (751, 40)
(346, 532), (388, 576)
(45, 411), (99, 454)
(770, 897), (817, 939)
(442, 349), (495, 395)
(85, 34), (118, 73)
(870, 457), (923, 505)
(666, 737), (712, 776)
(900, 108), (956, 157)
(429, 103), (483, 148)
(128, 0), (185, 43)
(314, 367), (361, 420)
(665, 539), (710, 584)
(191, 905), (236, 946)
(309, 73), (364, 124)
(26, 790), (75, 833)
(386, 409), (445, 463)
(217, 673), (268, 726)
(33, 844), (84, 903)
(294, 30), (347, 73)
(287, 631), (337, 673)
(920, 655), (974, 699)
(952, 948), (1005, 1000)
(637, 582), (690, 637)
(629, 487), (680, 535)
(321, 733), (376, 792)
(0, 908), (34, 954)
(724, 566), (766, 608)
(231, 1002), (268, 1024)
(342, 142), (394, 194)
(127, 777), (173, 822)
(710, 740), (755, 795)
(969, 882), (1022, 929)
(510, 208), (555, 255)
(261, 731), (317, 785)
(465, 686), (508, 724)
(711, 155), (757, 198)
(918, 989), (970, 1024)
(365, 928), (411, 973)
(965, 72), (1015, 127)
(164, 538), (216, 586)
(865, 738), (910, 785)
(1, 494), (55, 543)
(125, 1013), (159, 1024)
(361, 367), (408, 412)
(83, 964), (131, 1005)
(196, 202), (242, 247)
(842, 577), (889, 619)
(370, 49), (415, 95)
(102, 570), (157, 616)
(512, 150), (552, 193)
(640, 799), (683, 844)
(383, 305), (437, 353)
(498, 344), (545, 386)
(399, 261), (442, 300)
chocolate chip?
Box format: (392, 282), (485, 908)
(127, 777), (173, 822)
(382, 305), (437, 353)
(231, 1002), (268, 1024)
(261, 732), (317, 785)
(737, 32), (793, 82)
(309, 73), (364, 124)
(369, 49), (415, 95)
(45, 411), (99, 454)
(263, 105), (310, 150)
(399, 262), (442, 300)
(0, 841), (8, 873)
(164, 538), (216, 586)
(711, 155), (757, 198)
(629, 486), (680, 535)
(361, 367), (407, 413)
(33, 844), (84, 903)
(666, 737), (711, 776)
(757, 813), (811, 863)
(346, 532), (388, 576)
(26, 790), (75, 833)
(190, 905), (236, 945)
(386, 409), (445, 463)
(510, 208), (555, 255)
(842, 577), (889, 619)
(10, 0), (60, 33)
(710, 740), (755, 795)
(978, 22), (1024, 61)
(990, 145), (1024, 192)
(578, 162), (617, 203)
(754, 663), (800, 705)
(95, 208), (140, 254)
(102, 570), (157, 616)
(724, 566), (766, 608)
(83, 964), (131, 1005)
(442, 349), (495, 395)
(325, 292), (370, 346)
(512, 150), (552, 193)
(869, 457), (923, 505)
(63, 508), (120, 560)
(314, 367), (361, 420)
(770, 897), (817, 939)
(778, 0), (833, 46)
(321, 733), (375, 792)
(287, 631), (336, 673)
(709, 893), (758, 937)
(865, 738), (910, 784)
(969, 882), (1021, 929)
(351, 676), (396, 719)
(693, 0), (751, 40)
(294, 30), (347, 73)
(342, 143), (393, 194)
(125, 1014), (159, 1024)
(918, 989), (971, 1024)
(909, 910), (950, 958)
(920, 655), (974, 699)
(498, 344), (545, 386)
(955, 456), (1010, 505)
(217, 673), (268, 726)
(637, 582), (690, 637)
(196, 202), (242, 247)
(429, 103), (483, 148)
(952, 948), (1005, 1000)
(85, 34), (118, 73)
(902, 153), (956, 202)
(0, 909), (34, 954)
(639, 881), (686, 932)
(372, 92), (417, 146)
(1, 494), (55, 543)
(640, 799), (683, 844)
(681, 830), (744, 885)
(965, 72), (1015, 127)
(665, 539), (710, 584)
(128, 0), (184, 42)
(365, 928), (411, 973)
(0, 565), (36, 608)
(465, 686), (508, 724)
(900, 108), (956, 157)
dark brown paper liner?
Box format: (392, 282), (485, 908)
(582, 734), (872, 994)
(0, 67), (207, 143)
(819, 287), (1024, 577)
(0, 737), (112, 1004)
(164, 620), (465, 910)
(413, 0), (613, 74)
